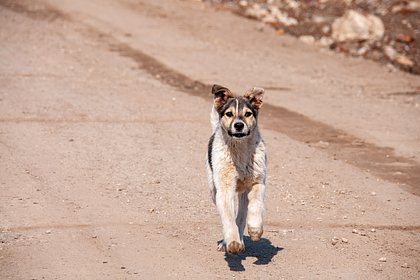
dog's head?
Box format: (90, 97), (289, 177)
(212, 84), (264, 140)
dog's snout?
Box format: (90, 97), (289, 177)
(234, 122), (245, 131)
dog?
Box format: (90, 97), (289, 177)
(206, 84), (266, 254)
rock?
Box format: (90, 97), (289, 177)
(371, 228), (376, 232)
(45, 230), (52, 234)
(331, 10), (384, 42)
(239, 0), (248, 7)
(299, 35), (315, 45)
(396, 34), (414, 44)
(379, 257), (387, 262)
(395, 55), (414, 67)
(331, 236), (339, 245)
(319, 36), (334, 47)
(384, 46), (397, 61)
(341, 237), (349, 243)
(401, 263), (409, 268)
(269, 6), (298, 26)
(313, 140), (330, 148)
(359, 231), (367, 236)
(370, 191), (377, 196)
(321, 25), (330, 34)
(352, 229), (358, 234)
(392, 1), (420, 13)
(244, 4), (268, 20)
(313, 15), (326, 23)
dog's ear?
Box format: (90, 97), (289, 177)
(244, 87), (264, 110)
(212, 84), (233, 110)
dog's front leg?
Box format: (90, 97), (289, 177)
(236, 192), (248, 245)
(247, 183), (265, 241)
(215, 185), (244, 254)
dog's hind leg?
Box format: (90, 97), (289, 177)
(247, 183), (265, 241)
(215, 188), (244, 254)
(236, 192), (248, 246)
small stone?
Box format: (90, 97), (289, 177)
(401, 263), (409, 268)
(379, 257), (387, 262)
(359, 231), (367, 236)
(121, 266), (126, 269)
(319, 36), (334, 47)
(45, 230), (52, 234)
(371, 228), (376, 232)
(384, 46), (397, 61)
(395, 55), (414, 67)
(149, 208), (155, 213)
(299, 35), (315, 45)
(341, 237), (349, 243)
(396, 34), (414, 44)
(371, 191), (377, 196)
(352, 229), (358, 234)
(321, 25), (330, 34)
(331, 237), (339, 245)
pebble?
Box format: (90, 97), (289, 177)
(401, 263), (409, 268)
(384, 46), (397, 61)
(371, 228), (376, 232)
(395, 55), (414, 67)
(359, 231), (367, 236)
(341, 238), (349, 243)
(149, 208), (155, 213)
(379, 257), (387, 262)
(331, 237), (339, 245)
(45, 230), (52, 234)
(352, 229), (358, 234)
(299, 35), (315, 45)
(371, 191), (376, 196)
(319, 36), (334, 47)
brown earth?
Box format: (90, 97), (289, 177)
(207, 0), (420, 75)
(1, 0), (420, 279)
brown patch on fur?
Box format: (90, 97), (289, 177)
(212, 84), (233, 110)
(240, 103), (257, 130)
(236, 178), (254, 193)
(219, 163), (236, 191)
(227, 241), (245, 254)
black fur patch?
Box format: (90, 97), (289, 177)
(207, 133), (215, 172)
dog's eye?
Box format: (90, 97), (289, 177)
(244, 111), (253, 117)
(225, 112), (233, 117)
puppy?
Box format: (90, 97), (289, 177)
(206, 84), (266, 254)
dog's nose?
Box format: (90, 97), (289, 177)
(234, 122), (244, 131)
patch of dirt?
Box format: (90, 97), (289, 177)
(204, 0), (420, 75)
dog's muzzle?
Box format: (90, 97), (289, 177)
(229, 121), (250, 139)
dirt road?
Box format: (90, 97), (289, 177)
(1, 0), (419, 279)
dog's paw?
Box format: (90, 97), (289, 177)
(248, 227), (263, 241)
(226, 241), (245, 254)
(217, 241), (226, 252)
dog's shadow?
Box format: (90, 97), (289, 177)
(220, 237), (283, 271)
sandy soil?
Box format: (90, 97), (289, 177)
(0, 0), (419, 279)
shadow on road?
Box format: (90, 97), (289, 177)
(222, 237), (283, 271)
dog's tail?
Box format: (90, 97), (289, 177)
(210, 106), (219, 133)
